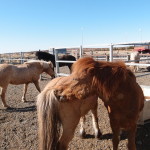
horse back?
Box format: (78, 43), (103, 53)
(1, 63), (41, 85)
(44, 76), (98, 117)
(58, 55), (76, 69)
(35, 51), (55, 66)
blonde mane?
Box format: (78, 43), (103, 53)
(25, 60), (53, 69)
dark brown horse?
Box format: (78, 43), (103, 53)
(37, 57), (144, 150)
(35, 51), (76, 71)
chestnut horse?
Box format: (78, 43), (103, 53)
(37, 57), (144, 150)
(0, 60), (55, 108)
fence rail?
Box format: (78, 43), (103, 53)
(1, 45), (150, 77)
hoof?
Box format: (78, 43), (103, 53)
(22, 97), (26, 102)
(95, 130), (102, 139)
(79, 130), (86, 139)
(3, 104), (11, 109)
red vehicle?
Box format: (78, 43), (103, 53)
(134, 46), (150, 54)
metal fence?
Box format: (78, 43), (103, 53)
(1, 42), (150, 77)
(0, 51), (36, 64)
(54, 43), (150, 77)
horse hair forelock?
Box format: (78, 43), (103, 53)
(37, 89), (61, 150)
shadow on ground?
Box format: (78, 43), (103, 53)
(136, 121), (150, 150)
(0, 106), (36, 113)
(82, 120), (150, 150)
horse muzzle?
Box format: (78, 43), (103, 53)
(51, 74), (56, 79)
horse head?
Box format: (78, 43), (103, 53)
(42, 61), (55, 78)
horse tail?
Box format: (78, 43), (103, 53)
(37, 89), (61, 150)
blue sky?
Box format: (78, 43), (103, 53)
(0, 0), (150, 53)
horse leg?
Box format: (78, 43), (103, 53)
(0, 86), (9, 108)
(33, 81), (41, 93)
(79, 116), (86, 138)
(110, 119), (120, 150)
(58, 114), (80, 150)
(79, 111), (101, 139)
(127, 125), (137, 150)
(22, 83), (28, 102)
(79, 97), (101, 139)
(91, 106), (102, 138)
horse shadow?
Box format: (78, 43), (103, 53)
(84, 121), (150, 150)
(84, 132), (126, 140)
(136, 122), (150, 150)
(1, 105), (36, 112)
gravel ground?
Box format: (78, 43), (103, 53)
(0, 67), (150, 150)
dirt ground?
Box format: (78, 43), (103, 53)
(0, 67), (150, 150)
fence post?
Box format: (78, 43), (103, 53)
(127, 54), (130, 61)
(79, 45), (83, 58)
(52, 48), (55, 55)
(20, 52), (24, 64)
(106, 55), (109, 61)
(54, 48), (59, 76)
(90, 50), (93, 56)
(49, 48), (55, 55)
(109, 44), (113, 62)
(9, 53), (11, 64)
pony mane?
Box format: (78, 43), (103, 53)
(35, 51), (54, 57)
(25, 60), (53, 69)
(35, 51), (55, 61)
(72, 57), (135, 100)
(26, 59), (46, 63)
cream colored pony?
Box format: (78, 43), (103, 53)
(0, 60), (55, 108)
(37, 76), (101, 150)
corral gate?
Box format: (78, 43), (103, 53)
(54, 41), (150, 77)
(54, 46), (83, 76)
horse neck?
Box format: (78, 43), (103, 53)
(41, 63), (53, 76)
(91, 70), (130, 102)
(41, 65), (48, 73)
(34, 63), (45, 74)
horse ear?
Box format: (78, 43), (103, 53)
(49, 62), (53, 68)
